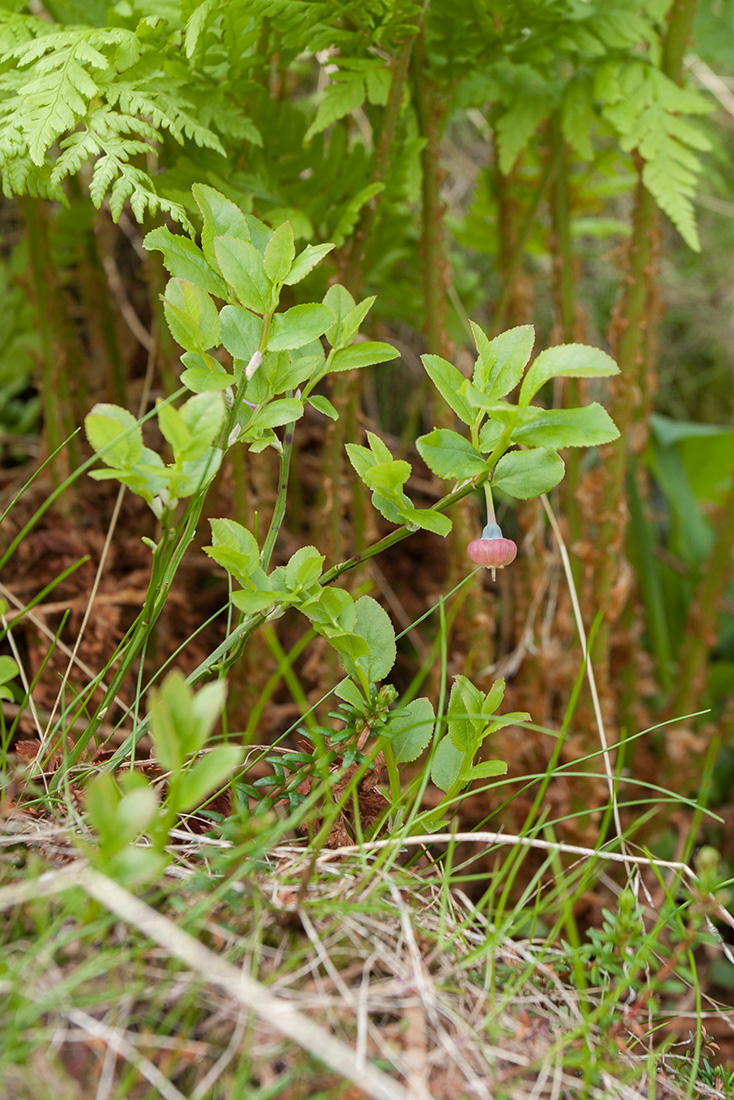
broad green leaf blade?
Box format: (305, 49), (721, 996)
(253, 398), (303, 429)
(389, 698), (435, 764)
(422, 354), (473, 425)
(334, 677), (365, 707)
(193, 183), (250, 271)
(519, 344), (619, 406)
(163, 278), (220, 352)
(330, 342), (399, 371)
(284, 243), (335, 286)
(398, 504), (452, 537)
(416, 429), (488, 479)
(492, 448), (565, 498)
(180, 392), (225, 460)
(85, 404), (143, 467)
(354, 595), (396, 682)
(157, 402), (191, 457)
(144, 226), (227, 299)
(177, 745), (244, 813)
(465, 760), (508, 781)
(476, 324), (535, 398)
(361, 459), (411, 495)
(430, 736), (463, 794)
(268, 304), (334, 351)
(214, 236), (271, 313)
(323, 284), (356, 347)
(0, 656), (19, 686)
(308, 394), (339, 420)
(263, 221), (295, 285)
(511, 403), (620, 448)
(219, 304), (262, 361)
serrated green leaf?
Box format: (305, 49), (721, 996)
(219, 304), (262, 362)
(348, 596), (396, 683)
(492, 448), (565, 498)
(268, 304), (334, 351)
(85, 403), (143, 467)
(193, 183), (250, 272)
(330, 341), (398, 372)
(231, 589), (276, 614)
(263, 221), (295, 285)
(398, 504), (452, 537)
(144, 227), (227, 299)
(214, 236), (271, 313)
(512, 404), (619, 448)
(163, 278), (221, 353)
(422, 354), (473, 424)
(389, 698), (435, 764)
(361, 459), (411, 495)
(430, 736), (463, 794)
(519, 344), (619, 405)
(323, 284), (356, 346)
(308, 394), (339, 420)
(157, 401), (190, 456)
(179, 392), (225, 459)
(253, 398), (303, 429)
(465, 760), (508, 781)
(485, 325), (535, 398)
(284, 243), (335, 286)
(177, 745), (244, 813)
(416, 429), (488, 479)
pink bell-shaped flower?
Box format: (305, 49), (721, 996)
(467, 522), (517, 576)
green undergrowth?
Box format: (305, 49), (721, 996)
(1, 771), (733, 1100)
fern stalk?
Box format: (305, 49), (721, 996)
(591, 0), (700, 702)
(670, 472), (734, 721)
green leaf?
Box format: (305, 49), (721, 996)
(253, 398), (303, 429)
(361, 460), (411, 495)
(519, 344), (619, 406)
(180, 351), (235, 394)
(492, 448), (565, 498)
(284, 243), (335, 286)
(85, 403), (143, 467)
(430, 736), (463, 794)
(0, 656), (19, 686)
(219, 305), (262, 361)
(231, 589), (277, 614)
(446, 676), (482, 752)
(177, 745), (244, 813)
(330, 342), (399, 371)
(163, 278), (220, 353)
(484, 325), (535, 399)
(193, 183), (250, 272)
(389, 698), (435, 764)
(157, 402), (191, 457)
(308, 394), (339, 420)
(334, 678), (365, 707)
(465, 760), (508, 782)
(416, 429), (488, 479)
(323, 284), (356, 346)
(144, 227), (227, 299)
(512, 404), (619, 449)
(482, 678), (506, 717)
(206, 518), (261, 578)
(268, 304), (334, 351)
(352, 595), (396, 683)
(263, 221), (295, 285)
(422, 354), (473, 425)
(214, 236), (271, 313)
(398, 504), (452, 537)
(179, 392), (225, 460)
